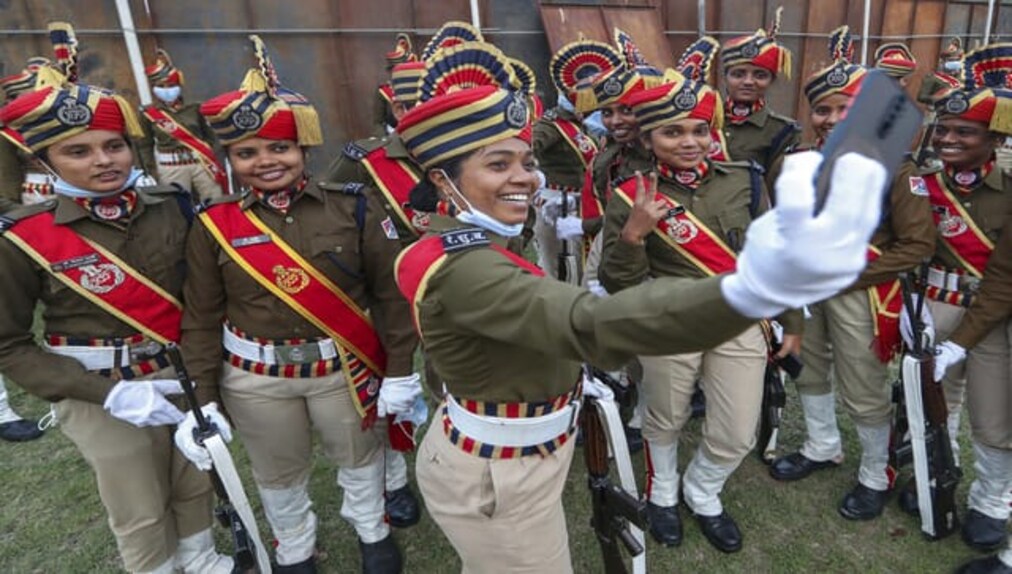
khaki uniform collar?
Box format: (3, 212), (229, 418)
(384, 134), (412, 160)
(239, 179), (324, 211)
(53, 191), (148, 225)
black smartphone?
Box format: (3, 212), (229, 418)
(813, 70), (924, 214)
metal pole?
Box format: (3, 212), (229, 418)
(114, 0), (151, 105)
(984, 0), (996, 44)
(469, 0), (481, 30)
(698, 0), (707, 36)
(861, 0), (871, 65)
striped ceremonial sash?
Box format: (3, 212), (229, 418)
(142, 105), (229, 191)
(612, 179), (737, 276)
(199, 203), (386, 418)
(923, 172), (993, 277)
(360, 146), (422, 237)
(3, 211), (182, 344)
(552, 118), (598, 169)
(866, 246), (903, 362)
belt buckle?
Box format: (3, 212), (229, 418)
(129, 340), (164, 362)
(275, 342), (322, 365)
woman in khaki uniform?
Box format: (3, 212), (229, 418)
(178, 37), (418, 574)
(0, 66), (229, 573)
(769, 26), (936, 522)
(905, 43), (1012, 560)
(393, 38), (887, 572)
(718, 7), (800, 176)
(598, 68), (801, 553)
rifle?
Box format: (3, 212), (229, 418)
(166, 344), (272, 573)
(894, 272), (961, 540)
(757, 324), (802, 463)
(557, 189), (579, 284)
(582, 389), (648, 574)
(914, 111), (938, 169)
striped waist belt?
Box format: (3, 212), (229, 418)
(442, 384), (582, 459)
(156, 150), (198, 165)
(44, 333), (169, 378)
(925, 265), (979, 308)
(222, 322), (342, 378)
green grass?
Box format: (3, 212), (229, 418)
(0, 379), (987, 574)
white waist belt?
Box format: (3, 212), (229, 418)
(156, 150), (197, 163)
(23, 173), (50, 185)
(221, 325), (337, 366)
(926, 266), (979, 292)
(45, 343), (134, 371)
(445, 391), (580, 448)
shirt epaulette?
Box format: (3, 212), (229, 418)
(440, 228), (490, 253)
(0, 200), (57, 232)
(195, 192), (243, 213)
(342, 137), (386, 162)
(317, 181), (365, 195)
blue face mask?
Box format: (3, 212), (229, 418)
(440, 170), (524, 238)
(943, 60), (961, 72)
(52, 167), (146, 199)
(153, 85), (182, 104)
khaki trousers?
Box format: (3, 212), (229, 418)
(639, 324), (766, 465)
(219, 362), (383, 488)
(795, 289), (893, 426)
(930, 301), (1012, 449)
(54, 367), (213, 573)
(416, 423), (576, 574)
(157, 161), (224, 202)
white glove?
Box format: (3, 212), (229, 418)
(933, 340), (966, 382)
(103, 379), (185, 427)
(586, 279), (609, 297)
(394, 393), (430, 428)
(377, 373), (423, 417)
(899, 295), (935, 348)
(539, 192), (564, 224)
(173, 402), (233, 471)
(556, 215), (584, 240)
(137, 174), (159, 187)
(582, 375), (615, 401)
(721, 152), (887, 318)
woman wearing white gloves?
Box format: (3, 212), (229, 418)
(0, 64), (230, 572)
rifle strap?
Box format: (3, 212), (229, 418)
(205, 434), (272, 572)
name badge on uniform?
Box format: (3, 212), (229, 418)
(231, 234), (272, 248)
(908, 176), (928, 197)
(380, 216), (399, 240)
(51, 253), (102, 273)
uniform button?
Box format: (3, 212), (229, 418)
(285, 216), (294, 224)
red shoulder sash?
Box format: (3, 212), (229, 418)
(612, 179), (737, 276)
(922, 172), (993, 277)
(4, 211), (182, 343)
(865, 246), (903, 362)
(199, 203), (386, 418)
(552, 118), (598, 169)
(360, 146), (422, 237)
(141, 106), (228, 191)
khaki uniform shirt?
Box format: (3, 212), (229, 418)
(722, 107), (800, 187)
(849, 161), (936, 291)
(533, 107), (592, 190)
(0, 137), (24, 212)
(947, 168), (1012, 348)
(137, 102), (216, 175)
(415, 216), (755, 403)
(0, 189), (190, 404)
(598, 162), (802, 334)
(181, 182), (417, 405)
(585, 139), (653, 237)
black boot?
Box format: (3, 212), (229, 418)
(646, 502), (682, 547)
(692, 510), (743, 553)
(962, 509), (1009, 551)
(360, 535), (402, 574)
(273, 556), (317, 574)
(897, 477), (919, 515)
(838, 483), (889, 521)
(385, 485), (420, 528)
(769, 452), (840, 481)
(956, 555), (1012, 574)
(0, 419), (43, 442)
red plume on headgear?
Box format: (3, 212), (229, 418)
(48, 21), (79, 83)
(614, 28), (649, 67)
(421, 21), (484, 61)
(677, 36), (720, 85)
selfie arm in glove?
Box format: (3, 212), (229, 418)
(174, 402), (233, 471)
(378, 373), (423, 416)
(721, 152), (887, 318)
(103, 379), (186, 427)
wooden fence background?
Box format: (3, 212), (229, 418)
(1, 0), (1008, 171)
